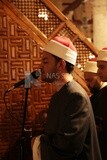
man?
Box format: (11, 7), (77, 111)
(32, 36), (102, 160)
(84, 61), (103, 95)
(84, 60), (107, 116)
(97, 48), (107, 82)
(96, 49), (107, 160)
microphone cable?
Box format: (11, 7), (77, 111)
(3, 89), (23, 124)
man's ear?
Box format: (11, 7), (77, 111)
(57, 60), (66, 71)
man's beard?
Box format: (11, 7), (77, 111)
(41, 72), (60, 83)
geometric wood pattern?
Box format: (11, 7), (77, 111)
(0, 5), (52, 159)
(4, 0), (98, 68)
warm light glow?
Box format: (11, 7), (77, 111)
(77, 63), (84, 71)
(89, 53), (96, 59)
(38, 9), (48, 21)
(77, 64), (82, 68)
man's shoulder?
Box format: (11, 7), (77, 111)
(101, 85), (107, 91)
(69, 80), (88, 95)
(100, 85), (107, 97)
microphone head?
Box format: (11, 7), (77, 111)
(31, 69), (41, 79)
(5, 69), (41, 93)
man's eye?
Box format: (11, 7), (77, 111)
(99, 67), (104, 70)
(43, 61), (48, 64)
(98, 65), (104, 69)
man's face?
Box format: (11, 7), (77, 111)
(84, 72), (101, 93)
(40, 51), (60, 83)
(97, 61), (107, 82)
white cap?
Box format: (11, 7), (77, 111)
(97, 49), (107, 61)
(84, 61), (98, 73)
(43, 36), (77, 65)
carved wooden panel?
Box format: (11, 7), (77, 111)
(4, 0), (98, 68)
(0, 4), (53, 159)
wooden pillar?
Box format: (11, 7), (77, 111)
(51, 0), (63, 11)
(93, 0), (107, 49)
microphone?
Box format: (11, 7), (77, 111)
(6, 70), (41, 92)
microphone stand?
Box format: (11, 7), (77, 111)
(18, 87), (29, 160)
